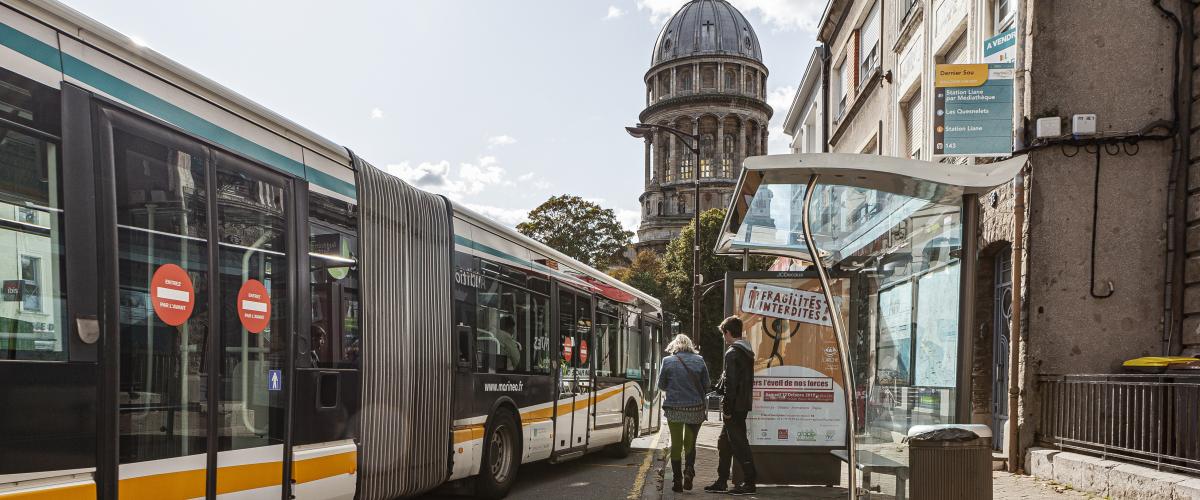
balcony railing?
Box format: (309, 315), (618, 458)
(1037, 373), (1200, 475)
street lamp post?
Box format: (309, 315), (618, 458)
(626, 123), (703, 341)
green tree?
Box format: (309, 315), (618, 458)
(517, 195), (633, 269)
(609, 250), (665, 299)
(661, 208), (771, 374)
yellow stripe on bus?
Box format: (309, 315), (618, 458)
(110, 449), (358, 499)
(0, 482), (95, 500)
(452, 425), (486, 445)
(292, 451), (357, 484)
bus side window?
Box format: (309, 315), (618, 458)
(0, 67), (66, 361)
(307, 192), (359, 368)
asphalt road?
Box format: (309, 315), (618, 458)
(418, 433), (662, 500)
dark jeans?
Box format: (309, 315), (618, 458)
(716, 411), (756, 484)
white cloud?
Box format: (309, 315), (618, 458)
(370, 107), (384, 119)
(767, 125), (789, 154)
(637, 0), (823, 31)
(767, 85), (796, 117)
(463, 203), (530, 227)
(384, 156), (513, 200)
(487, 135), (517, 148)
(616, 208), (642, 234)
(605, 5), (626, 19)
(516, 172), (553, 190)
(734, 0), (825, 32)
(635, 0), (682, 24)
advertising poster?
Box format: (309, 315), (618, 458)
(914, 263), (960, 387)
(728, 275), (849, 448)
(876, 282), (912, 384)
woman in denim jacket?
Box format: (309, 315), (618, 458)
(657, 334), (710, 492)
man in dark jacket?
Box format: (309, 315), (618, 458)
(704, 316), (757, 495)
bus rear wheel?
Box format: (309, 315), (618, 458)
(477, 410), (520, 499)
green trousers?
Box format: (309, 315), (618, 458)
(668, 421), (701, 461)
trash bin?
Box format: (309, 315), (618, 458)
(905, 424), (992, 500)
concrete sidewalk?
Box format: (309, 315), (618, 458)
(641, 417), (1098, 500)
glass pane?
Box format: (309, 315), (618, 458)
(0, 125), (65, 360)
(531, 294), (551, 374)
(557, 292), (575, 396)
(575, 295), (591, 383)
(810, 181), (962, 499)
(215, 159), (289, 454)
(113, 124), (209, 464)
(623, 313), (642, 380)
(309, 211), (359, 369)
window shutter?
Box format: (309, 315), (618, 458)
(946, 36), (968, 64)
(905, 92), (923, 158)
(840, 59), (852, 99)
(860, 2), (880, 64)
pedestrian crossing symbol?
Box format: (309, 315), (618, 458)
(268, 370), (282, 391)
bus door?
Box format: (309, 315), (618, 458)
(96, 100), (295, 498)
(644, 319), (663, 432)
(552, 286), (590, 454)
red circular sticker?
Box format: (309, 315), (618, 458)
(580, 340), (589, 364)
(562, 336), (574, 362)
(151, 264), (195, 327)
(237, 279), (271, 333)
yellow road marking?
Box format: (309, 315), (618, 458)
(627, 427), (663, 500)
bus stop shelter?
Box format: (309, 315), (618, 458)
(714, 153), (1026, 498)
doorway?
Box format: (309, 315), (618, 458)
(991, 247), (1012, 451)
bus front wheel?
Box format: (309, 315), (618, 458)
(477, 410), (520, 499)
(608, 407), (637, 458)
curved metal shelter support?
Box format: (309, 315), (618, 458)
(800, 173), (858, 500)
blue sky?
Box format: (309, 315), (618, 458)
(60, 0), (823, 231)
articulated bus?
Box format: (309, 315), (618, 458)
(0, 1), (669, 498)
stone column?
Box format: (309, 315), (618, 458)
(738, 120), (747, 166)
(717, 62), (724, 92)
(671, 66), (677, 97)
(643, 137), (652, 188)
(716, 117), (725, 177)
(691, 118), (699, 181)
(761, 128), (769, 155)
(667, 128), (676, 182)
(693, 63), (700, 92)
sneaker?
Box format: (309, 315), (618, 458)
(727, 483), (756, 496)
(703, 480), (728, 492)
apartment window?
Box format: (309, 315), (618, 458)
(903, 92), (924, 160)
(858, 1), (881, 89)
(20, 255), (42, 312)
(994, 0), (1015, 33)
(836, 59), (851, 121)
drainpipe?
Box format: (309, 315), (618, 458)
(821, 44), (832, 151)
(1007, 166), (1026, 473)
(1166, 0), (1192, 355)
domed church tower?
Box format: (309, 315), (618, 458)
(635, 0), (772, 254)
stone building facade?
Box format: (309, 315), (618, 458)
(786, 0), (1195, 488)
(634, 0), (773, 254)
